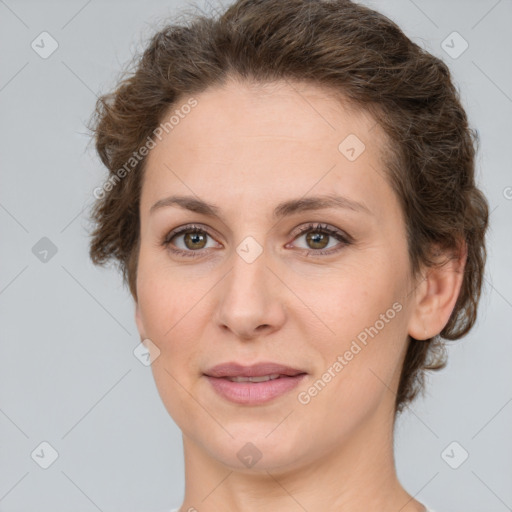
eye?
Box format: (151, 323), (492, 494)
(162, 224), (220, 258)
(288, 222), (351, 256)
(162, 222), (352, 259)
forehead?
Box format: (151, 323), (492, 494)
(169, 78), (378, 144)
(141, 79), (394, 220)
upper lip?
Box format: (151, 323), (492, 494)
(204, 362), (307, 378)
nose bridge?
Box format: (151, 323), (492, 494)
(214, 238), (286, 339)
(231, 241), (267, 297)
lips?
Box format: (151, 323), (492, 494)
(203, 362), (307, 404)
(203, 361), (307, 379)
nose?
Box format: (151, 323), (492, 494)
(213, 248), (287, 341)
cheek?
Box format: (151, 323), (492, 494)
(137, 269), (205, 423)
(302, 259), (408, 392)
(136, 254), (204, 345)
(304, 260), (403, 342)
(136, 256), (209, 386)
(296, 304), (406, 441)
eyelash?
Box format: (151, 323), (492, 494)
(161, 222), (351, 259)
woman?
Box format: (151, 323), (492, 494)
(88, 0), (489, 511)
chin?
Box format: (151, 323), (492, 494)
(197, 422), (312, 471)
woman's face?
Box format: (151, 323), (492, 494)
(135, 79), (420, 471)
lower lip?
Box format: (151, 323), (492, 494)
(205, 374), (307, 405)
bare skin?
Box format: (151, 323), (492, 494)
(134, 78), (466, 512)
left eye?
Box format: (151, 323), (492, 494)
(288, 224), (350, 254)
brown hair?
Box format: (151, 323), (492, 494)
(88, 0), (489, 415)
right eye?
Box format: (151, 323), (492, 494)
(162, 224), (221, 258)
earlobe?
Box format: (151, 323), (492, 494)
(407, 240), (467, 340)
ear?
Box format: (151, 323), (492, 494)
(135, 302), (146, 341)
(407, 240), (467, 340)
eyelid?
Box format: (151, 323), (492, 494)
(163, 223), (222, 243)
(289, 222), (351, 241)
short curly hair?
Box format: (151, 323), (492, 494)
(87, 0), (489, 415)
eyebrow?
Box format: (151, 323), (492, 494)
(149, 193), (373, 220)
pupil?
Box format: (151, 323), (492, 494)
(186, 232), (206, 249)
(307, 231), (328, 249)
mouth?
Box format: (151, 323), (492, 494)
(223, 373), (285, 382)
(203, 362), (307, 405)
(204, 361), (307, 378)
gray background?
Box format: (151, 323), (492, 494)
(1, 0), (511, 511)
